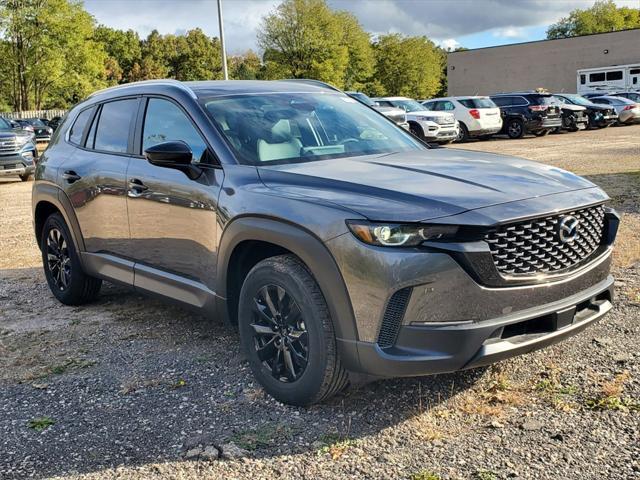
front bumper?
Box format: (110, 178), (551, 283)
(419, 121), (458, 141)
(344, 275), (612, 377)
(0, 152), (35, 177)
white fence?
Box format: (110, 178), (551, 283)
(1, 109), (67, 120)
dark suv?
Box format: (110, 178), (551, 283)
(490, 93), (562, 138)
(33, 80), (618, 406)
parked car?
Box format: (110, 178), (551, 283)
(550, 97), (589, 132)
(10, 119), (35, 133)
(48, 115), (63, 132)
(590, 96), (640, 125)
(420, 96), (502, 142)
(0, 116), (37, 181)
(582, 92), (608, 99)
(490, 93), (562, 138)
(345, 91), (409, 129)
(33, 79), (618, 406)
(553, 94), (618, 129)
(373, 96), (459, 144)
(22, 118), (54, 142)
(610, 91), (640, 102)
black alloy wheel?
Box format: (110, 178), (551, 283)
(46, 227), (71, 291)
(507, 119), (524, 139)
(251, 284), (309, 382)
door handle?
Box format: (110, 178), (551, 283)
(127, 178), (148, 198)
(62, 170), (81, 183)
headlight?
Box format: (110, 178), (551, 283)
(16, 135), (31, 147)
(346, 221), (459, 247)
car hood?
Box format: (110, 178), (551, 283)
(408, 110), (451, 117)
(257, 149), (598, 222)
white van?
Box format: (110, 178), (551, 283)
(577, 64), (640, 95)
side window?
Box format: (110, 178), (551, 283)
(93, 99), (138, 153)
(442, 101), (455, 111)
(491, 97), (511, 107)
(68, 108), (93, 145)
(606, 71), (623, 81)
(580, 74), (586, 85)
(423, 101), (435, 110)
(142, 98), (208, 163)
(589, 72), (605, 82)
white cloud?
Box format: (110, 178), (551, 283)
(439, 38), (462, 51)
(492, 26), (526, 38)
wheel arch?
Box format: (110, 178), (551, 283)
(33, 183), (85, 254)
(216, 216), (359, 345)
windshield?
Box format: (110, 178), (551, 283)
(459, 97), (497, 109)
(390, 99), (425, 112)
(26, 118), (46, 127)
(202, 92), (425, 165)
(560, 94), (593, 106)
(0, 117), (11, 129)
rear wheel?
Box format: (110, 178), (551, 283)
(41, 213), (101, 305)
(238, 254), (348, 406)
(19, 174), (32, 182)
(506, 119), (525, 139)
(534, 129), (550, 137)
(409, 123), (423, 139)
(455, 123), (469, 142)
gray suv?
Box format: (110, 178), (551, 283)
(33, 80), (618, 406)
(0, 116), (38, 181)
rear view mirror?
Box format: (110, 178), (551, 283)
(144, 141), (201, 180)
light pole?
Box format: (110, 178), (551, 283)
(217, 0), (229, 80)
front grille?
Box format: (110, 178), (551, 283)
(0, 139), (18, 153)
(377, 288), (412, 348)
(435, 116), (455, 125)
(485, 205), (606, 277)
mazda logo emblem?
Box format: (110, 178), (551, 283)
(558, 215), (579, 243)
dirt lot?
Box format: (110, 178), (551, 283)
(1, 126), (639, 480)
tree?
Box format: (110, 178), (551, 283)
(370, 34), (444, 99)
(171, 28), (222, 81)
(93, 26), (141, 83)
(547, 0), (640, 39)
(257, 0), (372, 88)
(229, 50), (262, 80)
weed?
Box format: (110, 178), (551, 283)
(231, 423), (297, 451)
(585, 371), (639, 411)
(49, 358), (96, 375)
(28, 417), (55, 431)
(476, 470), (498, 480)
(317, 435), (356, 460)
(170, 378), (187, 389)
(409, 470), (441, 480)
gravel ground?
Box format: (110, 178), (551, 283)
(1, 125), (639, 480)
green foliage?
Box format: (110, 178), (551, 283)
(370, 33), (445, 99)
(547, 0), (640, 39)
(93, 26), (142, 83)
(28, 416), (55, 431)
(229, 50), (262, 80)
(258, 0), (373, 88)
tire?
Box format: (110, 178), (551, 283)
(41, 213), (102, 305)
(534, 129), (550, 137)
(455, 123), (469, 142)
(439, 140), (454, 145)
(409, 123), (423, 139)
(238, 254), (348, 406)
(19, 174), (32, 182)
(506, 119), (525, 139)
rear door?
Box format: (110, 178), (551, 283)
(61, 97), (139, 264)
(126, 96), (224, 295)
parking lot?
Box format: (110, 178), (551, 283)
(1, 125), (639, 480)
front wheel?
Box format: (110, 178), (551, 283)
(455, 123), (469, 142)
(19, 174), (32, 182)
(41, 213), (102, 305)
(409, 123), (423, 139)
(238, 254), (348, 406)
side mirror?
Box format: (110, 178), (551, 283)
(144, 141), (201, 180)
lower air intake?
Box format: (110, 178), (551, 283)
(377, 288), (412, 348)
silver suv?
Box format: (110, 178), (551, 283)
(0, 116), (37, 181)
(33, 80), (618, 405)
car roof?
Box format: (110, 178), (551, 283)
(86, 79), (341, 104)
(591, 95), (634, 102)
(374, 96), (411, 101)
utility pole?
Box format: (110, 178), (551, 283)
(217, 0), (229, 80)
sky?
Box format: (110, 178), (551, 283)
(83, 0), (640, 54)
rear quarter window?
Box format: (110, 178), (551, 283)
(459, 98), (497, 109)
(68, 108), (93, 145)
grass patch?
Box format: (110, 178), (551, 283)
(317, 433), (356, 460)
(475, 470), (498, 480)
(456, 366), (525, 418)
(28, 416), (55, 431)
(231, 423), (299, 451)
(534, 364), (579, 411)
(585, 371), (640, 411)
(49, 358), (96, 375)
(409, 471), (441, 480)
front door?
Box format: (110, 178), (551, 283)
(126, 97), (224, 295)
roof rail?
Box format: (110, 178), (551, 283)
(88, 79), (197, 99)
(280, 79), (342, 92)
